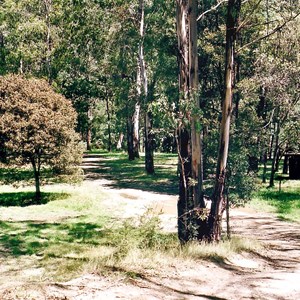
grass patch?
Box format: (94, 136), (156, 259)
(251, 180), (300, 222)
(0, 152), (266, 284)
(0, 187), (262, 283)
(83, 150), (178, 195)
(179, 236), (261, 263)
(0, 191), (69, 207)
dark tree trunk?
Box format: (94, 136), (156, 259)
(127, 117), (135, 160)
(105, 92), (112, 152)
(269, 121), (280, 187)
(177, 127), (192, 243)
(275, 150), (282, 172)
(262, 150), (268, 183)
(176, 0), (191, 243)
(0, 32), (6, 74)
(145, 112), (154, 174)
(283, 154), (289, 174)
(208, 0), (241, 242)
(31, 156), (41, 204)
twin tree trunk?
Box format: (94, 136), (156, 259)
(176, 0), (241, 243)
(176, 0), (205, 243)
(128, 0), (154, 174)
(208, 0), (241, 242)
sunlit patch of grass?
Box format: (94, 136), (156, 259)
(0, 153), (267, 283)
(84, 150), (178, 195)
(52, 211), (262, 280)
(175, 236), (262, 264)
(0, 193), (264, 283)
(251, 181), (300, 222)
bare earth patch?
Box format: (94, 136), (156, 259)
(0, 154), (299, 299)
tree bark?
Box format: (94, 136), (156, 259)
(176, 0), (192, 243)
(132, 102), (140, 159)
(86, 106), (93, 151)
(176, 0), (204, 243)
(189, 0), (204, 209)
(31, 156), (41, 204)
(137, 0), (154, 174)
(262, 150), (268, 183)
(0, 32), (5, 74)
(269, 121), (280, 187)
(208, 0), (241, 242)
(127, 117), (134, 160)
(105, 90), (112, 152)
(145, 112), (154, 174)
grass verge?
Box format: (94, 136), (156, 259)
(0, 151), (265, 285)
(0, 184), (262, 284)
(250, 180), (300, 222)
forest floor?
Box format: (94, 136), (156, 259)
(1, 153), (300, 299)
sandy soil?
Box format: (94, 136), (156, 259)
(0, 154), (299, 300)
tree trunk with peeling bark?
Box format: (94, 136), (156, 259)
(176, 0), (204, 243)
(208, 0), (241, 242)
(128, 102), (140, 160)
(137, 0), (154, 173)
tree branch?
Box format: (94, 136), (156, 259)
(237, 12), (300, 53)
(197, 0), (251, 22)
(197, 0), (228, 21)
(237, 0), (263, 32)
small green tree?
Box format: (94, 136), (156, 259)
(0, 74), (82, 202)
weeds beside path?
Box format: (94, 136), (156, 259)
(0, 152), (300, 299)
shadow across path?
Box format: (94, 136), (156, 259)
(81, 152), (178, 195)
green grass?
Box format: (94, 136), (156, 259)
(251, 180), (300, 222)
(0, 185), (262, 283)
(83, 150), (178, 195)
(0, 191), (69, 206)
(0, 151), (266, 284)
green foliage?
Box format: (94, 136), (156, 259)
(0, 74), (83, 191)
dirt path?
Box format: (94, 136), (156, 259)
(1, 154), (300, 299)
(47, 154), (299, 300)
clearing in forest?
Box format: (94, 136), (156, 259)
(0, 152), (299, 300)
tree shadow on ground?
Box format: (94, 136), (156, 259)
(0, 192), (70, 207)
(107, 266), (229, 300)
(0, 220), (106, 257)
(81, 153), (178, 195)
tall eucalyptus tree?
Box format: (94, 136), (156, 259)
(208, 0), (242, 242)
(176, 0), (205, 243)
